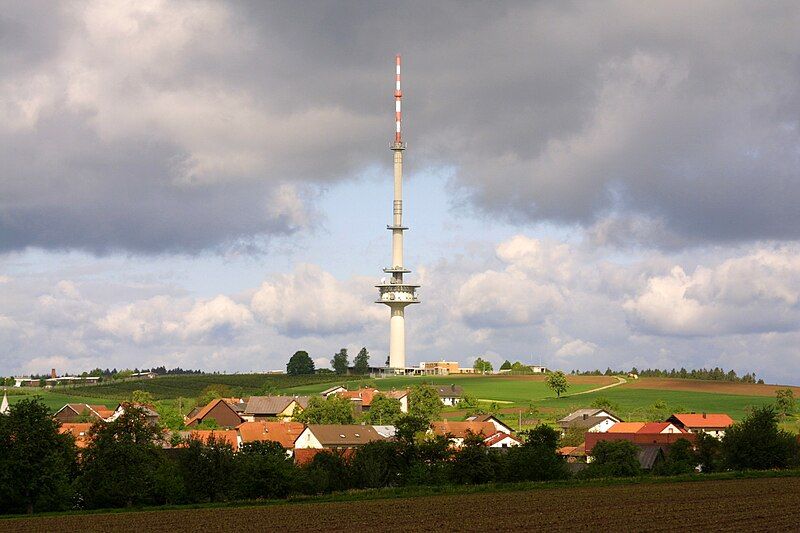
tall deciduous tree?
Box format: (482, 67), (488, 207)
(545, 371), (569, 398)
(409, 384), (442, 422)
(365, 394), (402, 425)
(473, 358), (493, 374)
(331, 348), (349, 375)
(286, 350), (315, 375)
(721, 405), (799, 470)
(0, 398), (77, 514)
(353, 347), (370, 375)
(77, 404), (164, 509)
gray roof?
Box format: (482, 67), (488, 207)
(372, 425), (397, 438)
(244, 396), (296, 415)
(435, 385), (463, 397)
(557, 408), (622, 424)
(306, 424), (387, 446)
(638, 445), (667, 470)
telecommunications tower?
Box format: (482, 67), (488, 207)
(376, 54), (420, 371)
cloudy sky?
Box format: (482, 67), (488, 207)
(2, 1), (800, 383)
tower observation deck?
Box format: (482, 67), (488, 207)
(375, 55), (419, 370)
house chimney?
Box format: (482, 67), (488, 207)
(702, 412), (707, 418)
(451, 384), (456, 392)
(583, 413), (588, 420)
(51, 368), (56, 379)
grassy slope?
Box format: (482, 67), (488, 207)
(284, 375), (604, 404)
(6, 390), (118, 412)
(537, 381), (777, 421)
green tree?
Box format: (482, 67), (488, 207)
(545, 371), (569, 398)
(473, 357), (493, 374)
(581, 440), (641, 478)
(504, 424), (569, 482)
(286, 350), (315, 376)
(77, 404), (164, 508)
(695, 432), (722, 473)
(295, 395), (355, 424)
(721, 405), (800, 470)
(331, 348), (349, 375)
(409, 384), (442, 422)
(350, 440), (403, 488)
(394, 413), (432, 444)
(353, 347), (370, 375)
(129, 390), (154, 405)
(449, 432), (498, 485)
(177, 434), (235, 503)
(365, 394), (403, 425)
(653, 438), (697, 476)
(499, 360), (512, 371)
(776, 388), (796, 416)
(0, 398), (77, 514)
(234, 441), (296, 499)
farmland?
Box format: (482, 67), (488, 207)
(7, 373), (796, 427)
(5, 475), (799, 532)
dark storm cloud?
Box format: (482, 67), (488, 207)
(2, 1), (800, 253)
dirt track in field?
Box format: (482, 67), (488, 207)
(625, 378), (800, 396)
(6, 477), (799, 533)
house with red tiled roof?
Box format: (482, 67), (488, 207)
(430, 420), (498, 447)
(465, 414), (515, 435)
(59, 422), (94, 448)
(483, 431), (521, 448)
(607, 422), (646, 433)
(187, 429), (240, 451)
(53, 403), (114, 423)
(334, 388), (410, 414)
(637, 422), (684, 435)
(184, 398), (243, 428)
(666, 413), (734, 438)
(242, 396), (309, 421)
(237, 421), (305, 451)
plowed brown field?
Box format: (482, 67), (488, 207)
(5, 477), (799, 533)
(625, 378), (800, 396)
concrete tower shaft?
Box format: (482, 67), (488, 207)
(376, 54), (419, 371)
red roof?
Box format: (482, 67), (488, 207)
(184, 398), (241, 426)
(430, 421), (497, 439)
(293, 447), (355, 466)
(237, 421), (305, 449)
(638, 422), (684, 434)
(187, 429), (239, 452)
(59, 423), (94, 448)
(483, 431), (520, 447)
(669, 413), (734, 429)
(608, 422), (645, 433)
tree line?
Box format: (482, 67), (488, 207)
(286, 348), (371, 376)
(2, 397), (799, 515)
(571, 366), (762, 383)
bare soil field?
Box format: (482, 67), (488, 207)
(625, 378), (800, 397)
(6, 477), (799, 533)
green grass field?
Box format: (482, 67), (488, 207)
(283, 375), (601, 404)
(536, 385), (777, 421)
(5, 389), (118, 412)
(6, 373), (794, 427)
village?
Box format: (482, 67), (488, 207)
(41, 384), (736, 473)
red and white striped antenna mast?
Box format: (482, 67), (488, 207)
(394, 54), (403, 144)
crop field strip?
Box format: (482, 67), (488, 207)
(6, 476), (799, 533)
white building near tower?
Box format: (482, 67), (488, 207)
(375, 55), (420, 372)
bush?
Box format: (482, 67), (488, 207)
(449, 433), (499, 485)
(350, 441), (403, 488)
(653, 438), (697, 476)
(581, 440), (641, 479)
(503, 425), (569, 482)
(303, 451), (351, 493)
